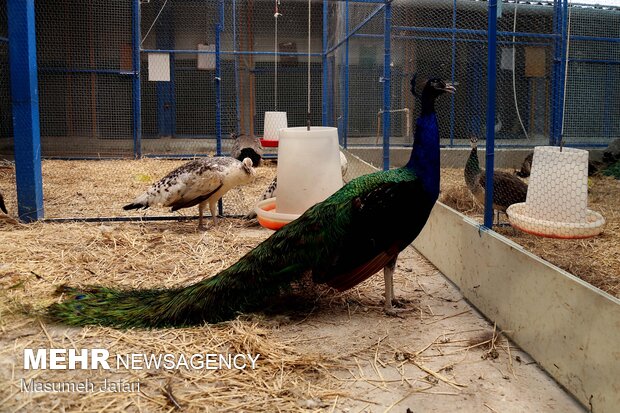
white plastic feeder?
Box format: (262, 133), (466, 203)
(507, 146), (605, 239)
(255, 126), (343, 230)
(262, 111), (288, 145)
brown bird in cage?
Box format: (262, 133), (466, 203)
(0, 190), (7, 214)
(516, 151), (533, 178)
(465, 136), (528, 224)
(230, 133), (263, 167)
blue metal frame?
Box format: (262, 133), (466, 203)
(8, 0), (44, 222)
(484, 0), (498, 229)
(551, 0), (568, 146)
(382, 0), (391, 172)
(353, 33), (552, 48)
(216, 0), (224, 216)
(232, 0), (241, 134)
(449, 0), (457, 147)
(142, 49), (323, 57)
(322, 0), (329, 127)
(215, 0), (224, 157)
(155, 5), (176, 139)
(132, 0), (142, 158)
(325, 2), (386, 55)
(343, 0), (350, 149)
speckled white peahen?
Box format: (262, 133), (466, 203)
(124, 157), (256, 230)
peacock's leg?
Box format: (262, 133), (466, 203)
(209, 201), (219, 227)
(197, 202), (207, 231)
(383, 257), (400, 317)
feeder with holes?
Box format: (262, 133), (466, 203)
(507, 146), (606, 239)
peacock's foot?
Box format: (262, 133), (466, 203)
(197, 224), (208, 231)
(392, 297), (412, 308)
(384, 306), (407, 318)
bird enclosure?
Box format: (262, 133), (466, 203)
(0, 0), (618, 220)
(0, 0), (619, 411)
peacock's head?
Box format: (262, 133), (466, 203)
(411, 74), (456, 106)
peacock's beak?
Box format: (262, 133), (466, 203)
(442, 83), (456, 94)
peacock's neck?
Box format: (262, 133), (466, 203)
(406, 112), (440, 201)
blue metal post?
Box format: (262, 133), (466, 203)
(557, 0), (569, 145)
(215, 0), (223, 156)
(322, 0), (329, 127)
(216, 0), (224, 216)
(343, 0), (350, 148)
(382, 1), (391, 171)
(156, 5), (175, 138)
(132, 0), (142, 158)
(551, 0), (568, 146)
(233, 0), (241, 134)
(7, 0), (44, 221)
(484, 0), (498, 229)
(449, 0), (457, 147)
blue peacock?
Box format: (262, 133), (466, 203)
(47, 76), (455, 328)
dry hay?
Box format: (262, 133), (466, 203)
(0, 158), (277, 220)
(1, 159), (618, 297)
(0, 219), (546, 412)
(440, 168), (620, 298)
(0, 162), (587, 412)
(0, 220), (339, 412)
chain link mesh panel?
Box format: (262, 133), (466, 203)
(35, 0), (134, 158)
(0, 0), (14, 216)
(0, 0), (10, 155)
(0, 0), (618, 223)
(563, 3), (620, 144)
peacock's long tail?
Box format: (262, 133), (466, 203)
(47, 252), (305, 328)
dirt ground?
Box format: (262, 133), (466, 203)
(0, 216), (584, 412)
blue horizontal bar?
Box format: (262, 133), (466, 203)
(43, 214), (245, 224)
(249, 67), (323, 73)
(39, 67), (136, 75)
(570, 35), (620, 43)
(393, 25), (558, 40)
(357, 33), (550, 47)
(142, 48), (322, 57)
(0, 36), (8, 43)
(346, 142), (609, 149)
(143, 134), (216, 139)
(570, 58), (620, 65)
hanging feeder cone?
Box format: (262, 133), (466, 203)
(261, 111), (288, 147)
(507, 146), (605, 239)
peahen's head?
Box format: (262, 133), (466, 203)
(411, 75), (456, 114)
(469, 136), (478, 149)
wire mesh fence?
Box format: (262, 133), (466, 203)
(0, 0), (618, 225)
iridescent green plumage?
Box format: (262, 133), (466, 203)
(48, 168), (423, 328)
(48, 76), (454, 328)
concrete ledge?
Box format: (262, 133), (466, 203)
(413, 202), (620, 413)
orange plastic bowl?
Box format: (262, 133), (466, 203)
(255, 197), (300, 230)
